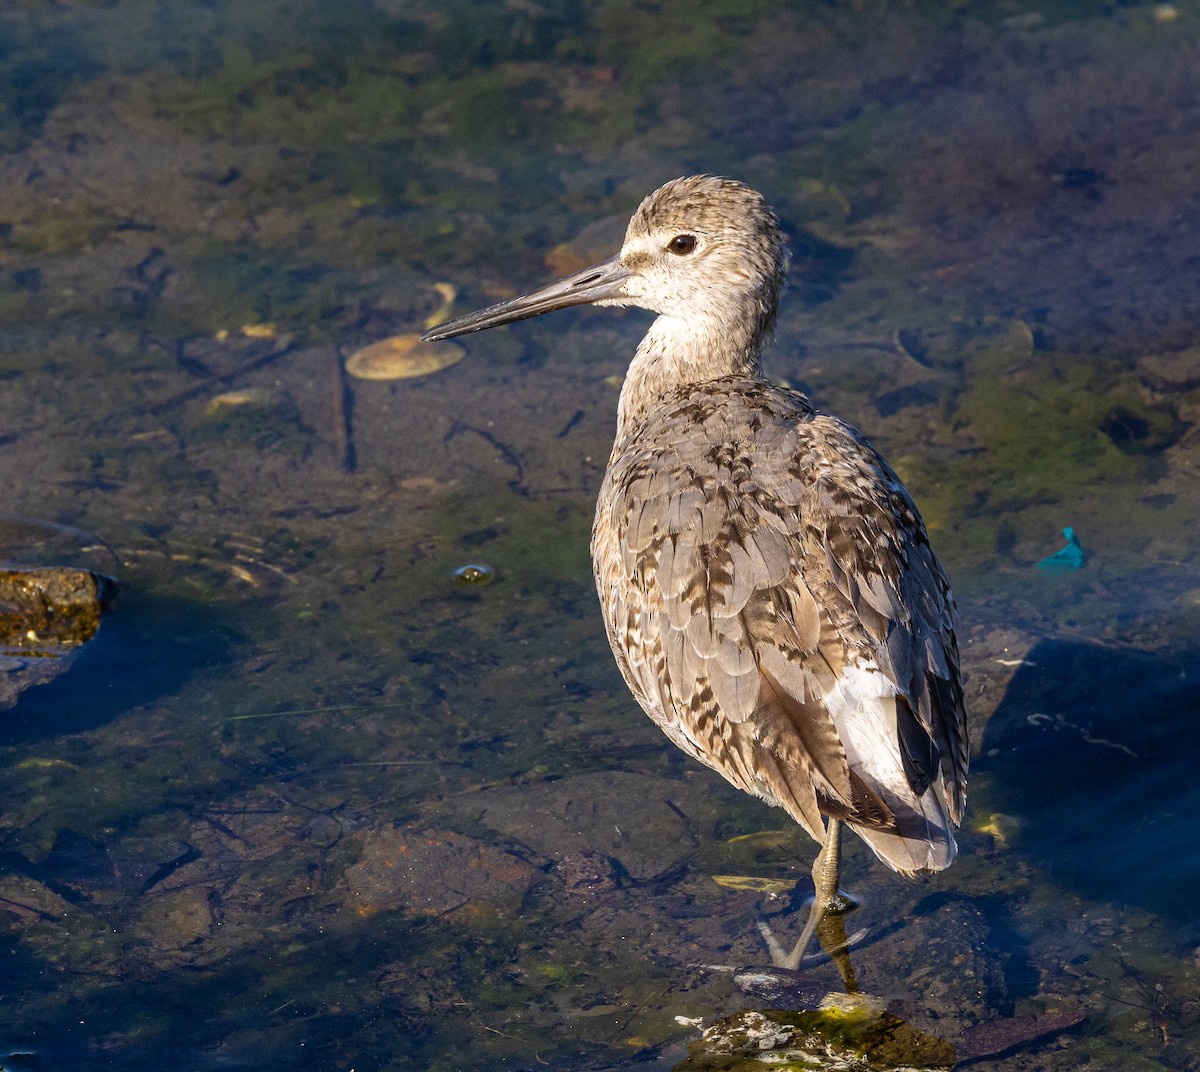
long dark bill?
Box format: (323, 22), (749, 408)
(420, 255), (632, 342)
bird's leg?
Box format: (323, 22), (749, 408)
(814, 898), (859, 994)
(758, 818), (846, 970)
(811, 817), (843, 912)
(787, 817), (843, 969)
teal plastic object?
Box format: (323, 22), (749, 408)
(1037, 527), (1085, 572)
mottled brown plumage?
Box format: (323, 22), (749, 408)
(594, 376), (967, 859)
(423, 176), (969, 967)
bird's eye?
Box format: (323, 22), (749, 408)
(667, 233), (697, 255)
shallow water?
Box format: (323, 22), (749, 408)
(1, 2), (1198, 1069)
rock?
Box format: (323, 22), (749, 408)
(344, 825), (535, 917)
(0, 566), (118, 708)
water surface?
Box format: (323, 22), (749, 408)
(1, 3), (1198, 1069)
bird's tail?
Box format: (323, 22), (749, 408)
(849, 784), (957, 875)
(821, 663), (960, 874)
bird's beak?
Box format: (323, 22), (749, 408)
(420, 254), (633, 342)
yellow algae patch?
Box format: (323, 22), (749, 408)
(974, 812), (1020, 848)
(240, 323), (277, 338)
(723, 829), (795, 849)
(422, 282), (459, 330)
(711, 874), (795, 894)
(14, 757), (80, 772)
(345, 334), (464, 381)
(205, 389), (273, 415)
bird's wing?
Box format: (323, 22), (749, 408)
(593, 383), (967, 846)
(801, 409), (969, 824)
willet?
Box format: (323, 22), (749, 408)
(422, 176), (968, 969)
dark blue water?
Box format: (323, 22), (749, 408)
(1, 3), (1198, 1069)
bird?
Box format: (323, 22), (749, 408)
(421, 176), (968, 969)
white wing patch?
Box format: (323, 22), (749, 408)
(825, 660), (956, 873)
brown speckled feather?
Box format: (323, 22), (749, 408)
(592, 378), (968, 865)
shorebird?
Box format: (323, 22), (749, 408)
(421, 176), (968, 968)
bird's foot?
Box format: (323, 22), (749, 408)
(756, 891), (862, 970)
(757, 918), (811, 968)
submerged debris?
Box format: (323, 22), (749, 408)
(204, 388), (276, 415)
(1036, 527), (1085, 572)
(711, 874), (795, 894)
(451, 563), (496, 586)
(344, 334), (465, 381)
(422, 282), (459, 331)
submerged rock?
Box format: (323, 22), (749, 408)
(344, 825), (535, 917)
(0, 566), (118, 708)
(677, 1000), (956, 1072)
(0, 565), (117, 650)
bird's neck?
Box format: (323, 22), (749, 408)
(615, 313), (764, 443)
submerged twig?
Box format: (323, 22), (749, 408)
(148, 336), (300, 412)
(0, 513), (123, 570)
(225, 701), (412, 722)
(331, 345), (356, 472)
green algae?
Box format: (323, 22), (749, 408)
(876, 323), (1198, 608)
(12, 199), (124, 256)
(956, 353), (1166, 501)
(587, 0), (779, 89)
